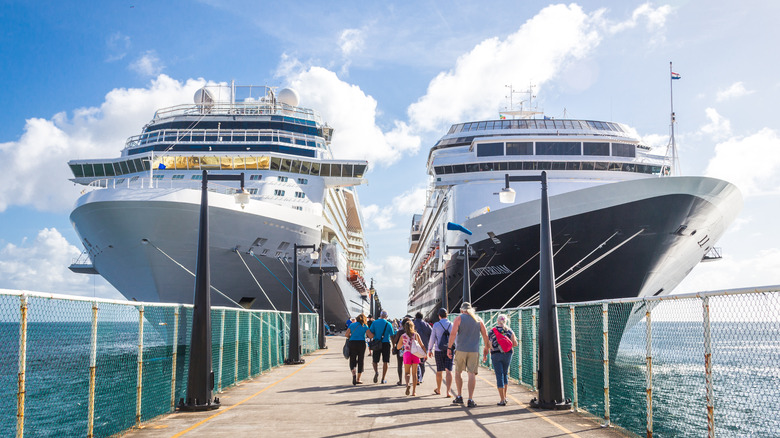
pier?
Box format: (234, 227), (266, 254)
(122, 340), (623, 437)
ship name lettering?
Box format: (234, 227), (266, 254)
(472, 265), (511, 277)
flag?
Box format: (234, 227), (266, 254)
(499, 115), (506, 120)
(671, 71), (681, 80)
(158, 163), (166, 170)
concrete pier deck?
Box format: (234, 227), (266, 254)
(123, 337), (627, 437)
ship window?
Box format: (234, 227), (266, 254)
(91, 164), (105, 177)
(83, 164), (95, 177)
(523, 162), (537, 170)
(506, 142), (533, 155)
(289, 160), (300, 173)
(191, 174), (202, 180)
(612, 143), (636, 157)
(310, 162), (320, 176)
(551, 162), (566, 170)
(332, 164), (343, 177)
(452, 164), (466, 173)
(278, 176), (288, 182)
(508, 162), (522, 170)
(584, 142), (610, 156)
(136, 159), (147, 171)
(536, 142), (581, 155)
(299, 161), (310, 174)
(477, 142), (503, 157)
(295, 192), (306, 199)
(233, 157), (245, 170)
(153, 174), (164, 180)
(320, 163), (330, 177)
(566, 162), (581, 170)
(201, 156), (219, 169)
(354, 164), (366, 178)
(70, 164), (84, 178)
(104, 163), (115, 176)
(465, 163), (479, 172)
(257, 156), (270, 170)
(581, 162), (594, 170)
(130, 176), (139, 181)
(126, 160), (137, 173)
(248, 188), (258, 194)
(274, 189), (285, 196)
(175, 156), (188, 170)
(342, 164), (353, 177)
(623, 163), (636, 172)
(162, 156), (175, 169)
(113, 163), (122, 175)
(188, 156), (200, 170)
(172, 174), (184, 180)
(496, 162), (508, 171)
(594, 162), (608, 171)
(553, 120), (565, 129)
(479, 162), (494, 171)
(250, 175), (262, 181)
(280, 159), (291, 172)
(270, 157), (281, 171)
(297, 178), (307, 184)
(538, 162), (552, 170)
(119, 161), (130, 174)
(116, 178), (125, 184)
(608, 163), (622, 171)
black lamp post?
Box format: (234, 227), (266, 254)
(317, 266), (326, 350)
(499, 171), (569, 410)
(286, 243), (316, 365)
(430, 269), (448, 313)
(368, 279), (376, 317)
(445, 240), (472, 305)
(180, 170), (249, 412)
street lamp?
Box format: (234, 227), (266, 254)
(430, 269), (448, 313)
(445, 222), (473, 306)
(180, 170), (248, 412)
(368, 279), (376, 318)
(499, 171), (569, 410)
(286, 243), (317, 365)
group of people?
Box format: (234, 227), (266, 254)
(344, 302), (518, 407)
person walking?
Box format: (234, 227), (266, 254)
(488, 313), (519, 405)
(447, 302), (489, 408)
(413, 312), (432, 384)
(367, 310), (395, 384)
(345, 313), (369, 385)
(396, 319), (425, 396)
(427, 308), (453, 397)
(391, 315), (411, 385)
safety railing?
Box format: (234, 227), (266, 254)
(1, 290), (319, 438)
(473, 286), (780, 437)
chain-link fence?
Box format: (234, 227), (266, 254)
(470, 287), (780, 437)
(1, 290), (319, 438)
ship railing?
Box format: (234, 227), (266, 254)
(123, 127), (325, 151)
(465, 285), (780, 437)
(1, 288), (319, 438)
(151, 101), (322, 123)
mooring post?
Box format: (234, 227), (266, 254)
(87, 301), (98, 438)
(645, 301), (653, 438)
(17, 295), (28, 438)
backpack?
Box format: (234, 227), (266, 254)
(492, 328), (513, 353)
(436, 320), (450, 351)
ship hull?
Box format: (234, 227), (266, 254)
(70, 187), (367, 325)
(409, 176), (742, 319)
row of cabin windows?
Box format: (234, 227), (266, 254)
(448, 119), (625, 134)
(70, 156), (366, 179)
(476, 141), (636, 158)
(112, 174), (308, 186)
(434, 161), (666, 175)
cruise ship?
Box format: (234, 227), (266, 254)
(407, 110), (742, 320)
(68, 83), (370, 325)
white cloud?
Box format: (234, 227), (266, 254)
(106, 32), (131, 62)
(0, 228), (120, 298)
(279, 62), (421, 166)
(716, 81), (754, 102)
(361, 186), (427, 230)
(130, 50), (164, 76)
(339, 28), (364, 56)
(704, 127), (780, 197)
(606, 3), (673, 34)
(0, 75), (206, 212)
(365, 255), (411, 317)
(700, 107), (732, 140)
(362, 204), (394, 230)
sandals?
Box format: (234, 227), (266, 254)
(405, 385), (411, 396)
(433, 389), (441, 395)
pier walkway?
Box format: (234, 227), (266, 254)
(123, 337), (626, 437)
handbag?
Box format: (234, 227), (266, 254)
(343, 338), (350, 359)
(369, 322), (388, 352)
(492, 328), (513, 353)
(410, 335), (427, 358)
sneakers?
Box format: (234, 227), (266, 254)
(497, 400), (507, 406)
(373, 372), (379, 383)
(467, 399), (477, 408)
(352, 375), (357, 386)
(452, 395), (464, 404)
(381, 380), (387, 384)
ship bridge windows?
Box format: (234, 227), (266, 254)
(612, 143), (636, 158)
(432, 160), (664, 176)
(506, 142), (533, 155)
(536, 142), (581, 155)
(477, 142), (504, 157)
(584, 142), (610, 156)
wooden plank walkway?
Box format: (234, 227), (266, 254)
(122, 337), (629, 437)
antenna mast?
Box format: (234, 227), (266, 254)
(666, 62), (681, 176)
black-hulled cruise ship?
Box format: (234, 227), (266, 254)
(407, 111), (742, 319)
(67, 83), (370, 325)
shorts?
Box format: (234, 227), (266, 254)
(372, 342), (391, 363)
(434, 350), (453, 372)
(403, 351), (420, 365)
(454, 351), (479, 375)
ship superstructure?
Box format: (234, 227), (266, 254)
(68, 83), (369, 324)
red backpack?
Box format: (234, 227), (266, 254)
(492, 328), (513, 353)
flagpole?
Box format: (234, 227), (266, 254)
(669, 61), (678, 176)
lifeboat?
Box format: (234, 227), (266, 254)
(348, 269), (368, 294)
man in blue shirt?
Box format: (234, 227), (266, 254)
(367, 310), (396, 384)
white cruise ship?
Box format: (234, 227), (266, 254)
(408, 112), (742, 321)
(68, 83), (370, 325)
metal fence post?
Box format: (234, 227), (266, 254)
(87, 302), (99, 438)
(645, 301), (653, 438)
(517, 310), (523, 386)
(570, 305), (578, 412)
(217, 309), (225, 392)
(234, 310), (240, 384)
(703, 296), (714, 438)
(170, 307), (180, 412)
(602, 302), (610, 427)
(532, 308), (538, 391)
(247, 313), (252, 377)
(136, 305), (145, 427)
(17, 295), (28, 438)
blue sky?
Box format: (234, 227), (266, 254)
(1, 1), (779, 317)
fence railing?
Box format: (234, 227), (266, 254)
(472, 287), (780, 437)
(0, 290), (319, 438)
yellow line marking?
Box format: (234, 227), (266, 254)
(477, 373), (581, 437)
(171, 352), (326, 438)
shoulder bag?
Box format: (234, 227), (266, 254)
(410, 334), (427, 358)
(369, 322), (388, 353)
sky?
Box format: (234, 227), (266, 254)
(1, 0), (779, 318)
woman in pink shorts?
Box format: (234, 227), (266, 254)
(395, 319), (425, 396)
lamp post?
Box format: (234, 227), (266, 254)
(318, 265), (326, 350)
(180, 170), (249, 412)
(368, 279), (376, 317)
(430, 269), (448, 313)
(499, 171), (569, 410)
(445, 221), (473, 306)
(286, 243), (317, 365)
